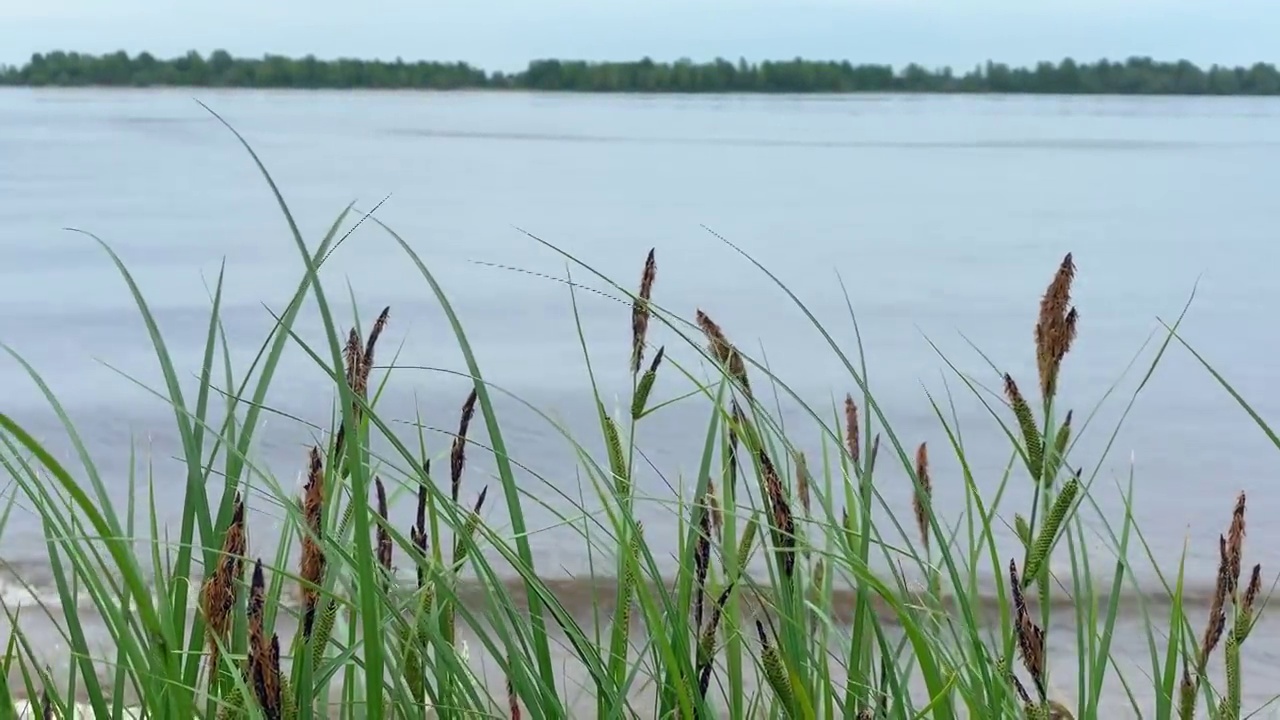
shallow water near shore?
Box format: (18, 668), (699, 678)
(2, 87), (1280, 713)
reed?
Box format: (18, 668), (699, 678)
(3, 119), (1277, 720)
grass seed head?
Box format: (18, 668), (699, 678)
(362, 305), (390, 380)
(343, 327), (365, 397)
(246, 559), (281, 718)
(696, 583), (735, 699)
(1201, 493), (1247, 666)
(300, 447), (326, 640)
(867, 433), (881, 477)
(913, 441), (932, 552)
(1003, 373), (1044, 484)
(759, 449), (796, 580)
(1009, 558), (1047, 700)
(507, 670), (521, 720)
(1225, 491), (1246, 599)
(794, 450), (811, 516)
(411, 463), (430, 587)
(844, 394), (860, 465)
(1242, 562), (1262, 616)
(1034, 253), (1078, 401)
(754, 619), (794, 711)
(695, 309), (751, 394)
(451, 388), (479, 504)
(201, 491), (246, 675)
(692, 498), (712, 631)
(374, 476), (392, 573)
(630, 248), (657, 375)
(631, 345), (664, 419)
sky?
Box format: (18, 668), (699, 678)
(1, 0), (1275, 71)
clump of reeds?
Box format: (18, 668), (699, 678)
(201, 491), (246, 679)
(1179, 491), (1262, 720)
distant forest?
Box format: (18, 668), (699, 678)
(3, 50), (1280, 95)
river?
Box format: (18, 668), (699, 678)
(2, 87), (1279, 716)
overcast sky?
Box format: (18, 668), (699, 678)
(0, 0), (1273, 71)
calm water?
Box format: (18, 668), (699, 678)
(3, 88), (1280, 714)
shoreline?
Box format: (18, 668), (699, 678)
(4, 85), (1280, 100)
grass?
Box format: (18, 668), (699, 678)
(0, 111), (1277, 720)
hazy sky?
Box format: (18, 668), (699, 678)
(0, 0), (1273, 71)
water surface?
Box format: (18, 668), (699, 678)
(2, 88), (1279, 714)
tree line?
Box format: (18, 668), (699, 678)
(3, 50), (1280, 95)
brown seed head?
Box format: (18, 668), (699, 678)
(1201, 533), (1230, 665)
(246, 559), (281, 717)
(913, 442), (932, 552)
(695, 309), (750, 394)
(299, 447), (326, 639)
(201, 491), (246, 675)
(1009, 558), (1046, 700)
(374, 476), (392, 573)
(248, 558), (266, 636)
(1225, 491), (1247, 599)
(1034, 253), (1078, 401)
(631, 248), (657, 375)
(705, 477), (723, 541)
(362, 306), (390, 378)
(1243, 563), (1263, 615)
(844, 394), (860, 465)
(867, 433), (881, 477)
(794, 450), (811, 516)
(451, 388), (479, 504)
(759, 449), (796, 579)
(507, 670), (521, 720)
(411, 462), (430, 587)
(696, 583), (735, 699)
(343, 327), (366, 399)
(692, 498), (712, 631)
